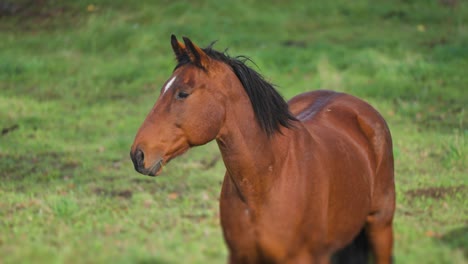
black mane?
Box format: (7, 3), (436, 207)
(177, 44), (297, 136)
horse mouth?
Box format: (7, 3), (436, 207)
(147, 158), (164, 176)
(140, 145), (190, 177)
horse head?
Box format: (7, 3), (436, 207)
(130, 35), (228, 176)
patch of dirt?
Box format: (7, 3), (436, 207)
(281, 40), (307, 48)
(1, 124), (19, 136)
(0, 152), (81, 181)
(131, 178), (154, 184)
(0, 0), (80, 31)
(1, 0), (61, 17)
(406, 185), (466, 200)
(381, 10), (407, 20)
(439, 0), (458, 8)
(421, 37), (449, 49)
(93, 188), (133, 199)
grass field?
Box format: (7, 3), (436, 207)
(0, 0), (467, 263)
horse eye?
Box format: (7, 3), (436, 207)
(176, 91), (190, 100)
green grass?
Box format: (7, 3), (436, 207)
(0, 0), (467, 263)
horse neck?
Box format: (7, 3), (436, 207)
(215, 83), (291, 203)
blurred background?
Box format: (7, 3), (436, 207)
(0, 0), (466, 263)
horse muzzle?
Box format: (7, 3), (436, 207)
(130, 148), (163, 176)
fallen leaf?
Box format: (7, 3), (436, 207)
(426, 230), (435, 237)
(87, 4), (96, 12)
(417, 24), (426, 32)
(168, 192), (178, 200)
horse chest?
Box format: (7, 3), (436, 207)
(220, 197), (258, 260)
(220, 177), (309, 262)
(220, 200), (292, 262)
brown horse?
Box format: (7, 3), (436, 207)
(130, 35), (395, 264)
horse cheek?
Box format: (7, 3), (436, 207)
(187, 103), (225, 146)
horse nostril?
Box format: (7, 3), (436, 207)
(135, 148), (144, 166)
(131, 148), (145, 171)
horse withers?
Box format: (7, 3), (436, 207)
(130, 35), (395, 264)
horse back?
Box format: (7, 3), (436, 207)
(290, 90), (391, 161)
(288, 90), (395, 208)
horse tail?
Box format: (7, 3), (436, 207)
(331, 228), (370, 264)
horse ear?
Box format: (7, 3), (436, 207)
(171, 34), (188, 64)
(182, 36), (210, 69)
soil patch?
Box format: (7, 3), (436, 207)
(1, 124), (19, 136)
(0, 152), (80, 181)
(406, 185), (466, 200)
(93, 187), (133, 199)
(0, 0), (80, 31)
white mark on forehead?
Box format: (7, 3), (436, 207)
(162, 76), (177, 95)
